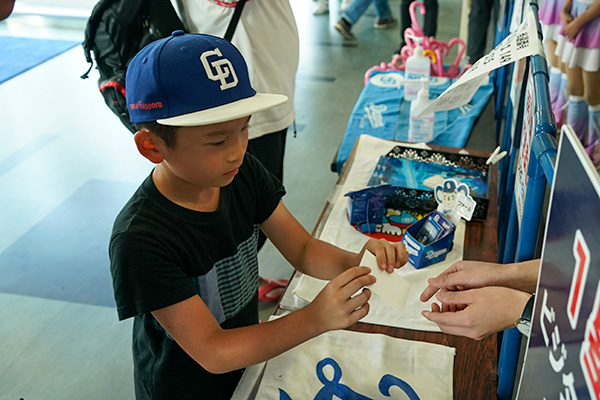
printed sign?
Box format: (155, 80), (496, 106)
(514, 70), (536, 227)
(417, 6), (544, 117)
(508, 57), (529, 154)
(517, 126), (600, 399)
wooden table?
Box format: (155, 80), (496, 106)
(312, 140), (499, 400)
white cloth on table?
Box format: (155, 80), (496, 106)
(285, 135), (467, 332)
(254, 328), (455, 400)
(293, 220), (465, 332)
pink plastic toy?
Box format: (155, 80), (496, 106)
(364, 1), (471, 84)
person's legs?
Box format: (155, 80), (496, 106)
(373, 0), (396, 28)
(372, 0), (393, 19)
(567, 65), (585, 97)
(567, 95), (589, 142)
(422, 0), (438, 37)
(399, 0), (413, 47)
(566, 66), (587, 141)
(336, 0), (371, 39)
(466, 0), (494, 63)
(553, 67), (569, 126)
(583, 70), (600, 165)
(582, 69), (600, 106)
(587, 103), (600, 167)
(546, 41), (561, 103)
(548, 67), (562, 103)
(314, 0), (329, 15)
(246, 128), (288, 250)
(342, 0), (373, 24)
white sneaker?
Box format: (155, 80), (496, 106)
(313, 0), (329, 15)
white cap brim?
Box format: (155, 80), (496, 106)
(157, 93), (288, 126)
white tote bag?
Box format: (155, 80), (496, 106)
(254, 329), (455, 399)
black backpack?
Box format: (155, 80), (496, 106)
(80, 0), (186, 133)
(81, 0), (247, 134)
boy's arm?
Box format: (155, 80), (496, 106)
(152, 266), (375, 374)
(262, 202), (407, 279)
(260, 202), (357, 279)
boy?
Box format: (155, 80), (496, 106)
(109, 31), (408, 400)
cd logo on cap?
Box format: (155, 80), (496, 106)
(200, 48), (238, 90)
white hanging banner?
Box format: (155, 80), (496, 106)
(417, 5), (544, 117)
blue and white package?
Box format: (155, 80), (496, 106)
(402, 210), (455, 269)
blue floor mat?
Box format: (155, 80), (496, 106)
(0, 35), (79, 84)
(0, 179), (137, 308)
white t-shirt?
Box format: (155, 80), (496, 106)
(177, 0), (299, 140)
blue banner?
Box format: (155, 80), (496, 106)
(517, 127), (600, 399)
(335, 71), (494, 173)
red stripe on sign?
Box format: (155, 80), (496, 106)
(571, 241), (588, 319)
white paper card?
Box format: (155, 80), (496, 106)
(361, 251), (411, 313)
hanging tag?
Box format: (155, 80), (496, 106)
(454, 192), (476, 221)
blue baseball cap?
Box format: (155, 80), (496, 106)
(126, 31), (288, 126)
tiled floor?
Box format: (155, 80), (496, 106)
(0, 1), (495, 398)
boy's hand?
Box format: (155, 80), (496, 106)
(359, 239), (409, 273)
(309, 266), (375, 332)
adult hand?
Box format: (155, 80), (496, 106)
(421, 287), (532, 340)
(358, 238), (409, 273)
(309, 266), (375, 331)
(560, 0), (574, 29)
(420, 260), (506, 302)
(563, 17), (585, 40)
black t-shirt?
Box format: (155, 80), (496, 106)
(109, 153), (285, 400)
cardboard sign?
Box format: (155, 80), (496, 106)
(517, 126), (600, 399)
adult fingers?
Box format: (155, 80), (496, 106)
(420, 284), (439, 302)
(435, 289), (473, 306)
(420, 273), (461, 302)
(421, 309), (474, 338)
(427, 270), (466, 291)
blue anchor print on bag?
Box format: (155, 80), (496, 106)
(379, 374), (420, 399)
(278, 357), (421, 400)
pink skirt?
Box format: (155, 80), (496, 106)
(555, 0), (600, 71)
(539, 0), (564, 27)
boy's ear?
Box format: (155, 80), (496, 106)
(134, 129), (165, 164)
